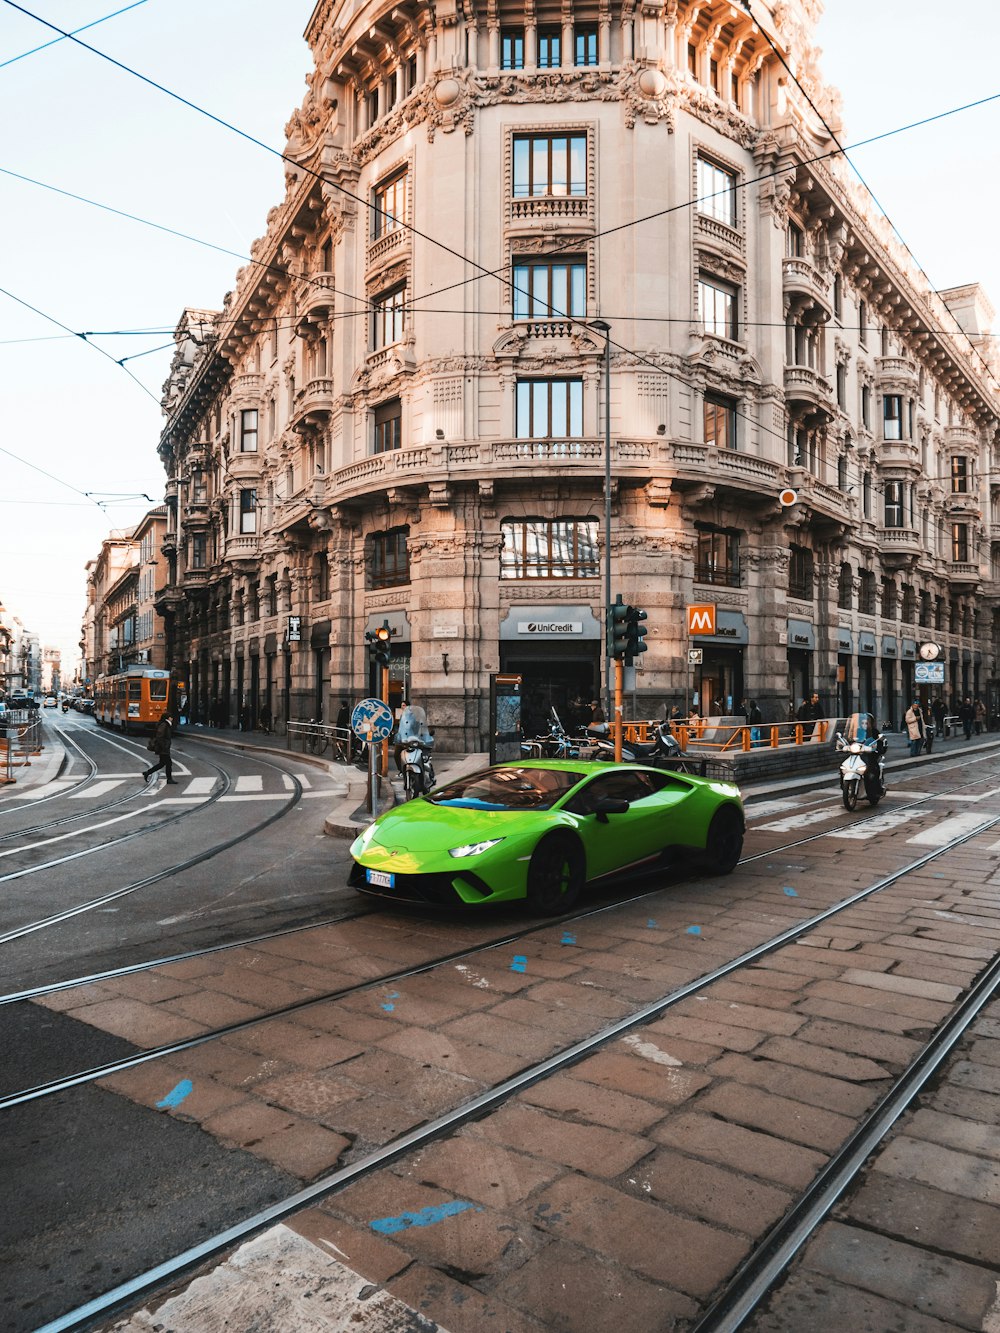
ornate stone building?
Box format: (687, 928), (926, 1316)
(156, 0), (1000, 744)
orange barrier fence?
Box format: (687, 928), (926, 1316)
(622, 719), (830, 751)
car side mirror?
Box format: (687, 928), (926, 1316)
(594, 796), (630, 823)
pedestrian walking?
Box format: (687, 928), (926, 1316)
(143, 713), (177, 784)
(258, 702), (272, 734)
(974, 697), (986, 735)
(239, 701), (252, 732)
(932, 697), (946, 738)
(904, 699), (926, 758)
(958, 697), (975, 740)
(744, 698), (763, 747)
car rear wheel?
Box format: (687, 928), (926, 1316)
(704, 806), (744, 875)
(527, 834), (584, 915)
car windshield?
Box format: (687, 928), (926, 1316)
(427, 766), (584, 811)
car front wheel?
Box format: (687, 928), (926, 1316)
(704, 806), (744, 875)
(527, 834), (585, 915)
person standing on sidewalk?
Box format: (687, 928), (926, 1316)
(143, 714), (177, 784)
(904, 699), (926, 757)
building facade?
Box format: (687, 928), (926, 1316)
(156, 0), (1000, 744)
(81, 510), (169, 688)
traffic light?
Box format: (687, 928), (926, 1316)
(365, 622), (392, 667)
(609, 595), (630, 660)
(626, 605), (648, 663)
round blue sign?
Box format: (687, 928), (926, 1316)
(351, 697), (394, 741)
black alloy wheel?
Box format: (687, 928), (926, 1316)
(526, 833), (585, 915)
(842, 778), (859, 811)
(703, 805), (744, 875)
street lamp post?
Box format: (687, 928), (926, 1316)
(589, 319), (612, 720)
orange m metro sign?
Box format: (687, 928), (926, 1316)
(687, 604), (717, 636)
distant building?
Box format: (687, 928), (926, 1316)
(81, 510), (169, 685)
(155, 0), (1000, 741)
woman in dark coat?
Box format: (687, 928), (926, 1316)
(143, 714), (177, 784)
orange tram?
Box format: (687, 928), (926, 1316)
(93, 667), (185, 734)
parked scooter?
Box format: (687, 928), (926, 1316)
(923, 721), (935, 754)
(587, 719), (694, 773)
(394, 704), (436, 799)
(836, 712), (887, 810)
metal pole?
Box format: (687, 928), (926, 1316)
(589, 319), (612, 720)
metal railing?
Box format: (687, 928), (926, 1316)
(0, 711), (44, 783)
(285, 721), (355, 763)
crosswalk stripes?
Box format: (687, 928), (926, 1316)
(826, 810), (922, 840)
(906, 813), (994, 846)
(69, 780), (126, 799)
(234, 775), (263, 793)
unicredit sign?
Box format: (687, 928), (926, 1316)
(518, 621), (583, 634)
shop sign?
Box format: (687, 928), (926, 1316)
(286, 615), (302, 642)
(500, 606), (600, 641)
(688, 648), (703, 665)
(787, 617), (814, 650)
(433, 625), (459, 639)
(859, 636), (877, 656)
(517, 620), (583, 635)
(881, 636), (897, 657)
(837, 627), (852, 652)
(901, 638), (917, 660)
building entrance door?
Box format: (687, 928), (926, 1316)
(500, 643), (600, 737)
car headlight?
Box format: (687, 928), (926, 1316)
(352, 824), (378, 854)
(449, 838), (504, 858)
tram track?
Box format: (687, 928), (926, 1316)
(3, 748), (995, 1005)
(25, 776), (1000, 1333)
(0, 753), (308, 945)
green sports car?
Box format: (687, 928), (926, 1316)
(348, 761), (745, 914)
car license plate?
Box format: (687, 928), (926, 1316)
(366, 869), (394, 888)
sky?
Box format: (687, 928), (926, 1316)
(0, 0), (997, 672)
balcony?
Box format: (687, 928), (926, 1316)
(784, 364), (833, 412)
(509, 194), (592, 227)
(877, 526), (921, 568)
(226, 451), (262, 481)
(875, 355), (919, 388)
(291, 376), (335, 427)
(232, 372), (263, 400)
(180, 501), (210, 530)
(223, 534), (260, 566)
(329, 437), (661, 506)
(781, 257), (830, 316)
(945, 424), (979, 450)
(877, 438), (921, 472)
(945, 491), (981, 516)
(947, 562), (980, 586)
(365, 230), (409, 279)
(295, 272), (337, 328)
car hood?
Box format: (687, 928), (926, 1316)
(368, 801), (544, 852)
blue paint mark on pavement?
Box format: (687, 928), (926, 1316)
(371, 1200), (479, 1235)
(783, 886), (798, 897)
(382, 989), (399, 1012)
(156, 1079), (193, 1110)
(647, 918), (657, 929)
(686, 925), (701, 936)
(560, 931), (576, 945)
(511, 954), (528, 972)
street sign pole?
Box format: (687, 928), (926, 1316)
(381, 664), (390, 778)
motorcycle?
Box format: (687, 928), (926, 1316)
(587, 719), (694, 773)
(520, 708), (580, 761)
(394, 704), (436, 799)
(836, 720), (887, 811)
(923, 722), (935, 754)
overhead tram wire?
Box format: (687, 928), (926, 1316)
(8, 0), (998, 384)
(0, 0), (149, 71)
(5, 2), (995, 493)
(739, 0), (1000, 401)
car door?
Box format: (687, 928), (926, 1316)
(562, 769), (688, 879)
